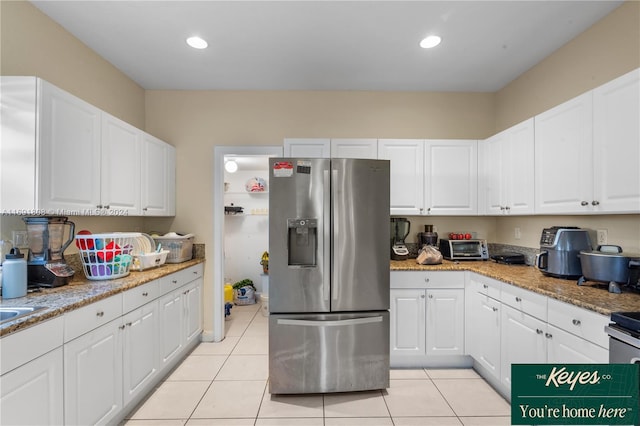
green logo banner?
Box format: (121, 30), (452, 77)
(512, 364), (639, 425)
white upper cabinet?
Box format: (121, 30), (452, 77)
(480, 119), (534, 215)
(101, 113), (142, 215)
(592, 68), (640, 213)
(424, 140), (478, 215)
(38, 80), (102, 212)
(283, 138), (331, 158)
(535, 68), (640, 214)
(534, 92), (594, 214)
(141, 133), (176, 216)
(0, 77), (176, 216)
(331, 138), (378, 159)
(378, 139), (424, 215)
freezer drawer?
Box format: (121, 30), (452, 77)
(269, 311), (390, 394)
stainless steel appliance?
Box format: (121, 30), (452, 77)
(390, 217), (410, 260)
(536, 226), (592, 279)
(268, 158), (390, 394)
(439, 239), (489, 260)
(578, 245), (640, 293)
(23, 216), (75, 287)
(605, 312), (640, 364)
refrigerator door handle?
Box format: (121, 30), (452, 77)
(277, 316), (383, 327)
(323, 168), (331, 303)
(331, 168), (339, 301)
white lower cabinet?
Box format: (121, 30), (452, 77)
(184, 277), (203, 346)
(546, 325), (608, 363)
(123, 301), (159, 406)
(0, 347), (64, 426)
(64, 318), (124, 426)
(158, 289), (185, 369)
(466, 278), (501, 382)
(390, 271), (466, 367)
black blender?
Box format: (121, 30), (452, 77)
(23, 216), (75, 287)
(390, 218), (410, 260)
(418, 224), (438, 247)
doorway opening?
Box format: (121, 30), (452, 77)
(211, 146), (282, 342)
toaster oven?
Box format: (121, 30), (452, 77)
(439, 239), (489, 261)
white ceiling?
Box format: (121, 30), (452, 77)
(31, 1), (623, 92)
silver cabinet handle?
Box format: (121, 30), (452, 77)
(581, 201), (589, 206)
(572, 319), (581, 326)
(104, 205), (110, 209)
(172, 280), (177, 284)
(483, 284), (488, 289)
(142, 292), (149, 296)
(426, 207), (431, 213)
(193, 271), (198, 275)
(536, 329), (543, 334)
(492, 307), (498, 312)
(126, 322), (132, 327)
(96, 311), (104, 317)
(545, 333), (552, 339)
(428, 294), (433, 299)
(592, 200), (600, 206)
(505, 206), (511, 210)
(424, 278), (430, 283)
(420, 294), (425, 299)
(97, 204), (103, 209)
(119, 324), (126, 330)
(515, 297), (522, 302)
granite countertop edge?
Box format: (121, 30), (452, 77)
(0, 258), (205, 337)
(391, 259), (640, 316)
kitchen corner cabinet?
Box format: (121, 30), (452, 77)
(390, 271), (465, 367)
(480, 119), (534, 215)
(0, 76), (176, 216)
(535, 68), (640, 214)
(378, 139), (425, 215)
(424, 140), (478, 215)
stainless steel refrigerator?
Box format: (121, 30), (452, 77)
(268, 158), (390, 394)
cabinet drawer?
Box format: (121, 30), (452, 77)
(161, 264), (203, 294)
(391, 271), (464, 289)
(471, 273), (501, 299)
(123, 280), (160, 313)
(547, 298), (609, 349)
(500, 284), (547, 321)
(64, 294), (123, 342)
(1, 316), (64, 375)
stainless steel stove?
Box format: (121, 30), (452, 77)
(605, 312), (640, 364)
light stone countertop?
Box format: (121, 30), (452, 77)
(391, 259), (640, 316)
(0, 258), (205, 337)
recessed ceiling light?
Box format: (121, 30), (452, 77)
(186, 36), (208, 49)
(225, 159), (238, 173)
(420, 35), (442, 49)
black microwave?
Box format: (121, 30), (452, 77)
(439, 239), (489, 260)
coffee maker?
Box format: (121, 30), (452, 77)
(390, 218), (410, 260)
(23, 216), (75, 287)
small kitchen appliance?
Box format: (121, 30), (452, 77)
(439, 239), (489, 261)
(578, 245), (640, 293)
(536, 226), (592, 279)
(417, 224), (438, 247)
(491, 252), (525, 265)
(23, 216), (75, 287)
(390, 218), (410, 260)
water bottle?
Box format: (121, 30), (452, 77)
(2, 248), (27, 299)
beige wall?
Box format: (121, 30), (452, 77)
(0, 1), (145, 129)
(495, 0), (640, 131)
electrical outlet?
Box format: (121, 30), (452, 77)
(514, 227), (521, 240)
(596, 229), (608, 245)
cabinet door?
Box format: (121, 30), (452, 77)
(141, 133), (172, 216)
(183, 278), (203, 346)
(503, 118), (535, 215)
(500, 305), (546, 391)
(64, 320), (123, 426)
(468, 289), (501, 381)
(426, 289), (464, 356)
(546, 325), (608, 363)
(158, 289), (184, 370)
(593, 69), (640, 213)
(378, 139), (424, 215)
(390, 289), (426, 357)
(38, 80), (101, 211)
(480, 132), (505, 215)
(0, 347), (64, 426)
(101, 113), (141, 214)
(424, 140), (477, 215)
(534, 92), (593, 214)
(331, 139), (377, 159)
(283, 138), (330, 158)
(122, 301), (159, 406)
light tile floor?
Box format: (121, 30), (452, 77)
(123, 303), (511, 426)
